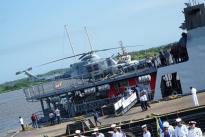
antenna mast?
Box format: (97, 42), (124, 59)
(119, 41), (127, 55)
(84, 26), (93, 52)
(64, 25), (77, 60)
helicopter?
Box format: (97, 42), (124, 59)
(16, 44), (142, 82)
(16, 26), (143, 82)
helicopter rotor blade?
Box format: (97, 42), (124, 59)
(78, 53), (88, 60)
(94, 47), (121, 52)
(94, 45), (143, 53)
(125, 45), (144, 47)
(19, 45), (144, 71)
(37, 53), (85, 67)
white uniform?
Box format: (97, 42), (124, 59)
(142, 94), (148, 101)
(160, 126), (175, 137)
(174, 124), (188, 137)
(169, 125), (175, 137)
(96, 133), (105, 137)
(119, 131), (126, 137)
(55, 109), (60, 116)
(191, 88), (199, 106)
(143, 131), (151, 137)
(112, 132), (122, 137)
(188, 127), (202, 137)
(126, 88), (133, 95)
(19, 117), (24, 125)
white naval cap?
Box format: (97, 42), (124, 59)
(93, 127), (99, 132)
(141, 124), (147, 128)
(163, 121), (170, 128)
(75, 130), (81, 134)
(108, 131), (114, 134)
(189, 121), (197, 124)
(176, 118), (182, 122)
(111, 124), (116, 128)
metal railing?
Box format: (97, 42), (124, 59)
(23, 66), (157, 101)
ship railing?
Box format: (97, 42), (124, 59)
(23, 77), (89, 100)
(74, 97), (119, 115)
(23, 67), (156, 101)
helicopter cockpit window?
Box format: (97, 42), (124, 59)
(93, 64), (99, 71)
(107, 59), (112, 66)
(87, 66), (92, 72)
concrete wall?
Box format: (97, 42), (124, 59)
(154, 26), (205, 100)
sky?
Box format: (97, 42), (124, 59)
(0, 0), (201, 84)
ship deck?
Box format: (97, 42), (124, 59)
(24, 67), (157, 101)
(14, 92), (205, 137)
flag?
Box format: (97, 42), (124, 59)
(155, 117), (164, 136)
(159, 118), (164, 131)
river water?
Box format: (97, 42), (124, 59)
(0, 90), (41, 137)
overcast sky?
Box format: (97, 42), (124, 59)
(0, 0), (201, 84)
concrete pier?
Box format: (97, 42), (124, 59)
(14, 92), (205, 137)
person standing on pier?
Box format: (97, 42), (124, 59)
(92, 110), (101, 126)
(116, 126), (126, 137)
(111, 124), (121, 137)
(31, 113), (38, 128)
(19, 116), (25, 131)
(160, 121), (175, 137)
(140, 91), (146, 111)
(140, 90), (150, 111)
(142, 124), (151, 137)
(75, 130), (85, 137)
(49, 112), (55, 125)
(55, 108), (61, 124)
(174, 118), (188, 137)
(190, 87), (199, 106)
(188, 121), (202, 137)
(92, 127), (105, 137)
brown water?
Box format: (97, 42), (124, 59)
(0, 89), (41, 137)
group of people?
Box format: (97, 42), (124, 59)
(74, 124), (126, 137)
(124, 85), (151, 112)
(18, 108), (61, 131)
(149, 32), (189, 69)
(73, 117), (203, 137)
(31, 113), (38, 128)
(143, 117), (202, 137)
(48, 108), (61, 125)
(18, 114), (39, 131)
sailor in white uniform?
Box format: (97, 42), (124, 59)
(116, 126), (126, 137)
(75, 130), (86, 137)
(111, 124), (121, 137)
(188, 121), (202, 137)
(126, 87), (133, 97)
(190, 87), (199, 106)
(160, 121), (175, 137)
(142, 124), (151, 137)
(174, 118), (188, 137)
(92, 127), (105, 137)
